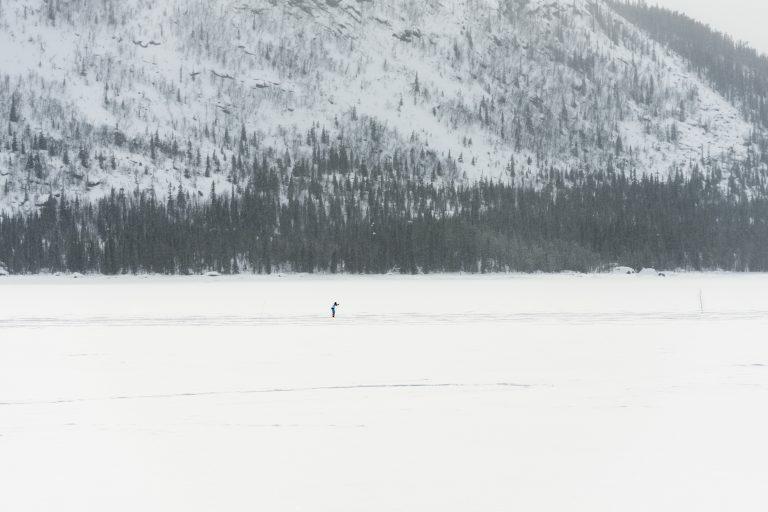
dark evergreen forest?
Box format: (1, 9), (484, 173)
(1, 157), (767, 274)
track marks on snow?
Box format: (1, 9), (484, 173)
(1, 311), (768, 328)
(0, 382), (531, 407)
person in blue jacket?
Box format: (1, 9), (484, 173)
(331, 302), (339, 318)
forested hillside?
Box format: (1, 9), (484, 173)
(0, 0), (755, 210)
(3, 154), (767, 274)
(608, 1), (768, 128)
(1, 0), (768, 273)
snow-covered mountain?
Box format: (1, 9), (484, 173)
(0, 0), (757, 212)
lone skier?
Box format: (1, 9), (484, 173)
(331, 302), (339, 318)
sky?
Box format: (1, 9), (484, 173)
(654, 0), (768, 55)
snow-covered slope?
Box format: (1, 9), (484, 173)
(0, 0), (755, 212)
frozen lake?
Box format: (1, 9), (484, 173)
(1, 274), (767, 511)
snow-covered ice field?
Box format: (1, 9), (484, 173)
(1, 273), (767, 511)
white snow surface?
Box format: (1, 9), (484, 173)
(1, 273), (768, 511)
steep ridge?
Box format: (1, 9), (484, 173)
(0, 0), (756, 213)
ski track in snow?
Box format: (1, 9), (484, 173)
(0, 382), (532, 407)
(1, 310), (767, 328)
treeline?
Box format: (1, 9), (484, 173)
(1, 160), (767, 274)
